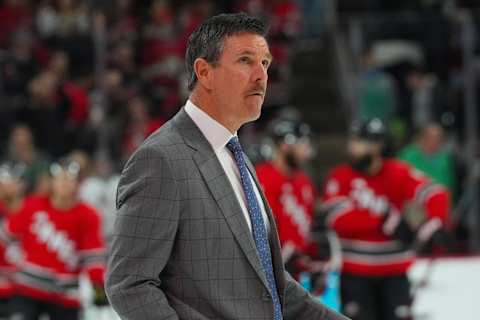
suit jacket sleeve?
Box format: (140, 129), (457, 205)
(283, 271), (350, 320)
(106, 146), (180, 320)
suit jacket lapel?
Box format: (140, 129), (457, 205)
(172, 108), (270, 291)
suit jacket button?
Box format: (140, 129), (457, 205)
(262, 292), (271, 301)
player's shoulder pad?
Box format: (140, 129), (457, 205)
(24, 195), (48, 208)
(75, 202), (101, 220)
(327, 164), (352, 179)
(388, 158), (427, 180)
(385, 158), (410, 172)
(323, 164), (351, 196)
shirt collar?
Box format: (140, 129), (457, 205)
(184, 99), (236, 152)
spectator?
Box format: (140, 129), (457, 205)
(268, 0), (301, 66)
(35, 0), (58, 39)
(406, 67), (448, 130)
(296, 0), (325, 37)
(48, 51), (91, 126)
(48, 50), (69, 79)
(120, 95), (165, 162)
(357, 48), (398, 124)
(270, 0), (302, 41)
(36, 0), (94, 78)
(106, 0), (138, 45)
(234, 0), (269, 21)
(0, 0), (32, 48)
(1, 29), (41, 101)
(398, 123), (457, 196)
(141, 0), (183, 84)
(109, 41), (138, 88)
(6, 125), (50, 195)
(0, 30), (43, 146)
(20, 70), (71, 157)
(42, 0), (90, 39)
(78, 153), (120, 243)
(140, 0), (184, 114)
(100, 68), (129, 121)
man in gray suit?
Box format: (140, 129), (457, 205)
(106, 12), (350, 320)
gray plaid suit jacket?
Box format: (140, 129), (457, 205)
(106, 107), (350, 320)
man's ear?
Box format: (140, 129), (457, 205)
(193, 58), (213, 90)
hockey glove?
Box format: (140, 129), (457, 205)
(285, 251), (312, 277)
(381, 207), (415, 245)
(93, 284), (109, 306)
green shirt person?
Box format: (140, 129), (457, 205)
(398, 123), (456, 196)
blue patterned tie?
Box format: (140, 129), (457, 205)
(226, 136), (283, 320)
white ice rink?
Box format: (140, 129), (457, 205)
(409, 256), (480, 320)
(82, 256), (480, 320)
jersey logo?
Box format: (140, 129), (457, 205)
(326, 179), (339, 196)
(350, 178), (389, 215)
(30, 211), (79, 270)
(280, 184), (310, 236)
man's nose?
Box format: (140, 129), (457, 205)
(252, 62), (268, 83)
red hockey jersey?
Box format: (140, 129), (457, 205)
(0, 201), (14, 298)
(256, 162), (318, 258)
(2, 196), (105, 307)
(321, 159), (450, 276)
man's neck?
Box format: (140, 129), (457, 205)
(50, 195), (75, 210)
(4, 196), (23, 213)
(419, 144), (437, 156)
(189, 92), (240, 134)
(367, 157), (383, 176)
(273, 155), (293, 177)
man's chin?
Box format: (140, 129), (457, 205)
(247, 106), (262, 122)
(241, 99), (264, 124)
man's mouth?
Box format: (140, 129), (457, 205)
(248, 91), (264, 97)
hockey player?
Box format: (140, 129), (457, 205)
(0, 162), (26, 215)
(1, 159), (107, 320)
(256, 118), (320, 279)
(0, 162), (26, 317)
(321, 118), (450, 320)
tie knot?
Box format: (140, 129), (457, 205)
(226, 136), (242, 154)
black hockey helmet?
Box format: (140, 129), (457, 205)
(0, 162), (26, 182)
(268, 118), (311, 145)
(49, 158), (81, 178)
(350, 118), (387, 142)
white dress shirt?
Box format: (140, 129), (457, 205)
(185, 100), (270, 233)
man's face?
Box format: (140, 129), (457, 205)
(420, 126), (444, 155)
(0, 178), (23, 201)
(283, 137), (313, 170)
(347, 137), (382, 172)
(347, 137), (371, 159)
(51, 171), (78, 200)
(210, 33), (272, 128)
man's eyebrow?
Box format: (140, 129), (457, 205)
(237, 50), (255, 56)
(237, 50), (273, 61)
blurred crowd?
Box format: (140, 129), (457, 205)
(0, 0), (307, 175)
